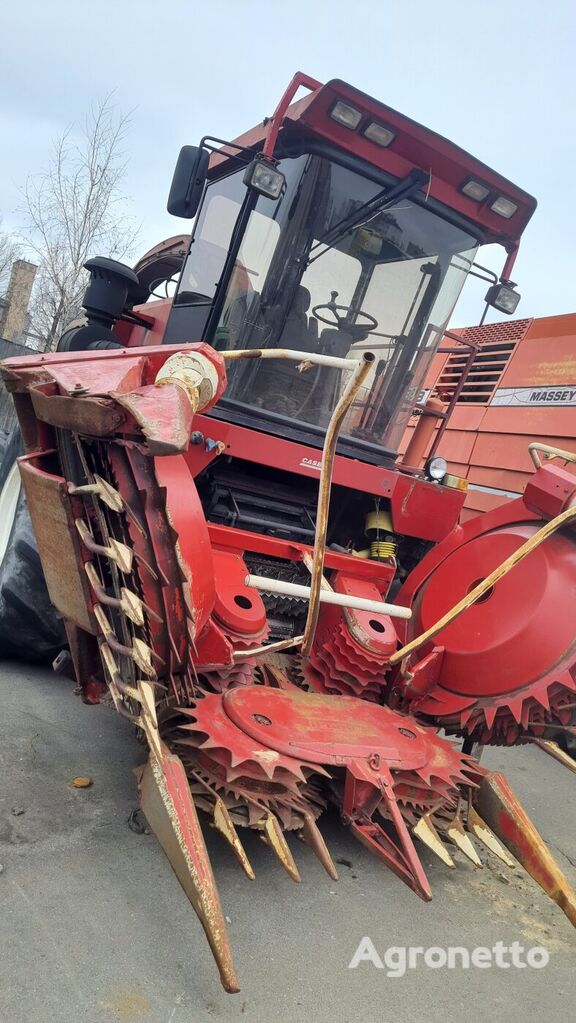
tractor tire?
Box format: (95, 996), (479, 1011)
(557, 732), (576, 763)
(0, 428), (65, 662)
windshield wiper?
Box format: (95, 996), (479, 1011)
(306, 168), (428, 267)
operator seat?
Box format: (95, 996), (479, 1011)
(249, 286), (322, 413)
(314, 323), (371, 415)
(222, 289), (268, 349)
(277, 286), (318, 352)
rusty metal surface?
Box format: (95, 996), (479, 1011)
(112, 383), (195, 455)
(0, 350), (145, 395)
(476, 771), (576, 927)
(533, 738), (576, 774)
(18, 456), (95, 634)
(30, 388), (126, 436)
(178, 684), (484, 915)
(298, 813), (339, 880)
(211, 794), (255, 880)
(445, 812), (483, 866)
(139, 751), (239, 993)
(257, 812), (301, 883)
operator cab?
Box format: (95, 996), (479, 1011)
(163, 77), (536, 467)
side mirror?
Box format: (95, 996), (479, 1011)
(167, 146), (210, 219)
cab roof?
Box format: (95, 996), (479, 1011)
(210, 76), (536, 248)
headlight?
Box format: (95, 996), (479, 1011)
(330, 100), (363, 129)
(243, 158), (285, 200)
(425, 455), (448, 482)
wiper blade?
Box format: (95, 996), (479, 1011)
(307, 168), (428, 267)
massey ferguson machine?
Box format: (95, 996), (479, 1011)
(402, 311), (576, 519)
(2, 73), (576, 991)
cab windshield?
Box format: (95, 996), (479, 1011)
(175, 153), (479, 456)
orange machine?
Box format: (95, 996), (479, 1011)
(401, 311), (576, 518)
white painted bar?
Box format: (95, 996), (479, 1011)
(222, 348), (367, 371)
(245, 574), (412, 620)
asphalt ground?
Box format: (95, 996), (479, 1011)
(1, 661), (574, 1022)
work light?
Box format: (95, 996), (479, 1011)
(461, 178), (491, 202)
(330, 101), (363, 129)
(425, 455), (448, 482)
(485, 282), (521, 315)
(489, 195), (518, 219)
(244, 158), (285, 200)
(363, 121), (395, 147)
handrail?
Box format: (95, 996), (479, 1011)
(528, 442), (576, 470)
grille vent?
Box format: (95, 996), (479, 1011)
(437, 318), (532, 404)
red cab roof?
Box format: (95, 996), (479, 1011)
(211, 75), (536, 248)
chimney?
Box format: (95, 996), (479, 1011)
(0, 259), (38, 343)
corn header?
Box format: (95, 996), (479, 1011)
(1, 73), (575, 991)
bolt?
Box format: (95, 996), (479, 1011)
(190, 431), (204, 445)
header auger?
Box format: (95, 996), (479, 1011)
(1, 73), (575, 991)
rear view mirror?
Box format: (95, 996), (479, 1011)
(167, 146), (210, 219)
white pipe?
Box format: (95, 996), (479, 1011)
(221, 348), (366, 371)
(245, 573), (412, 620)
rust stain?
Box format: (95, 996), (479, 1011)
(529, 359), (576, 384)
(251, 749), (279, 762)
(401, 483), (416, 517)
(105, 990), (149, 1020)
(19, 458), (95, 633)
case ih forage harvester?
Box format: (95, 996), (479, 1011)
(2, 73), (576, 991)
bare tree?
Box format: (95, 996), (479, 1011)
(22, 97), (138, 350)
(0, 219), (22, 293)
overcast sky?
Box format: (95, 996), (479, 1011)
(1, 0), (575, 327)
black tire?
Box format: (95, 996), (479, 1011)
(0, 429), (66, 662)
(556, 732), (576, 763)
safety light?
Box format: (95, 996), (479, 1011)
(461, 178), (491, 202)
(485, 282), (521, 315)
(363, 121), (395, 147)
(489, 195), (518, 219)
(243, 158), (285, 200)
(330, 100), (363, 130)
(425, 455), (448, 482)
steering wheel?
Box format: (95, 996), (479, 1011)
(312, 290), (378, 333)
